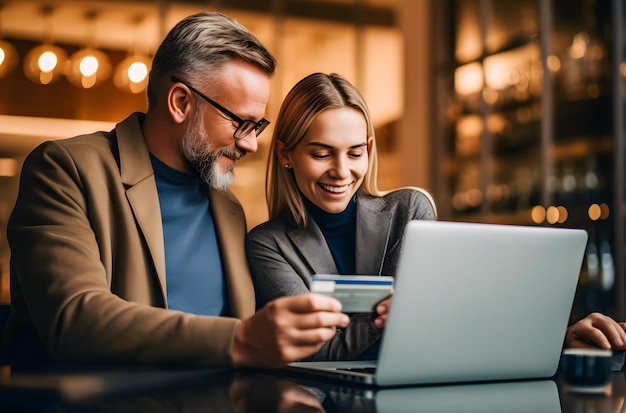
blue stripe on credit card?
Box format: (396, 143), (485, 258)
(332, 279), (393, 286)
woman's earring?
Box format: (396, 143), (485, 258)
(284, 164), (290, 169)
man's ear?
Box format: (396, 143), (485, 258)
(275, 141), (291, 167)
(168, 83), (191, 124)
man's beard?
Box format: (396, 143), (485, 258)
(181, 111), (245, 190)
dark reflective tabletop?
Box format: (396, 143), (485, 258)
(1, 362), (624, 412)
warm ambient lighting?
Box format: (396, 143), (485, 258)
(65, 10), (112, 89)
(588, 203), (610, 221)
(23, 43), (68, 84)
(2, 5), (155, 91)
(454, 62), (483, 96)
(113, 15), (152, 94)
(545, 205), (559, 224)
(570, 32), (589, 59)
(0, 39), (17, 78)
(9, 35), (154, 91)
(531, 205), (569, 224)
(66, 48), (111, 89)
(113, 54), (152, 94)
(0, 158), (18, 177)
(531, 205), (546, 224)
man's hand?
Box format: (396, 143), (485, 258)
(565, 312), (626, 350)
(231, 294), (350, 368)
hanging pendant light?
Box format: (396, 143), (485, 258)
(66, 10), (111, 89)
(23, 43), (68, 85)
(114, 53), (152, 94)
(0, 39), (17, 78)
(67, 47), (111, 89)
(22, 5), (68, 84)
(0, 4), (17, 78)
(113, 15), (152, 94)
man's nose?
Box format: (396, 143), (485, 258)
(235, 132), (258, 153)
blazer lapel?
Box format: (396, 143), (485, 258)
(286, 194), (392, 276)
(289, 222), (339, 274)
(355, 194), (392, 275)
(117, 113), (167, 303)
(210, 189), (255, 319)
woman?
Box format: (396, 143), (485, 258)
(246, 73), (437, 361)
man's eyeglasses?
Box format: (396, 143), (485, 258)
(171, 76), (270, 140)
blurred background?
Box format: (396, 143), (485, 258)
(0, 0), (623, 322)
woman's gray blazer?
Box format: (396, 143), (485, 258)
(246, 188), (436, 361)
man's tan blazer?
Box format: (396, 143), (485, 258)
(1, 112), (255, 366)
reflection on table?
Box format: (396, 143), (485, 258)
(1, 362), (626, 412)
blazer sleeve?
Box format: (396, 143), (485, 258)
(246, 225), (313, 307)
(5, 141), (239, 367)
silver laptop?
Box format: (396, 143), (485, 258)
(286, 220), (588, 386)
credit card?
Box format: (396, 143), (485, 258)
(310, 274), (394, 313)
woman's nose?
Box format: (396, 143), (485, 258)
(329, 157), (350, 178)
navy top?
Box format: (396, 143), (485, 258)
(303, 195), (357, 274)
(303, 195), (379, 359)
(151, 154), (229, 316)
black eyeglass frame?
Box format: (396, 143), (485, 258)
(171, 76), (270, 140)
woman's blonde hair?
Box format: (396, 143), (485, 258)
(266, 73), (382, 226)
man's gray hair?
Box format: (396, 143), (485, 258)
(147, 12), (276, 106)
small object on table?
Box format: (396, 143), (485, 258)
(560, 348), (613, 394)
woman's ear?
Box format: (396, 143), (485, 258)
(275, 141), (291, 167)
(367, 136), (374, 153)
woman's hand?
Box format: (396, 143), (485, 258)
(373, 295), (392, 328)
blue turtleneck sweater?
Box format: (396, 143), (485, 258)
(303, 195), (357, 274)
(150, 154), (229, 316)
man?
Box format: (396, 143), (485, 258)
(0, 11), (349, 368)
(566, 312), (626, 371)
(566, 313), (626, 350)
